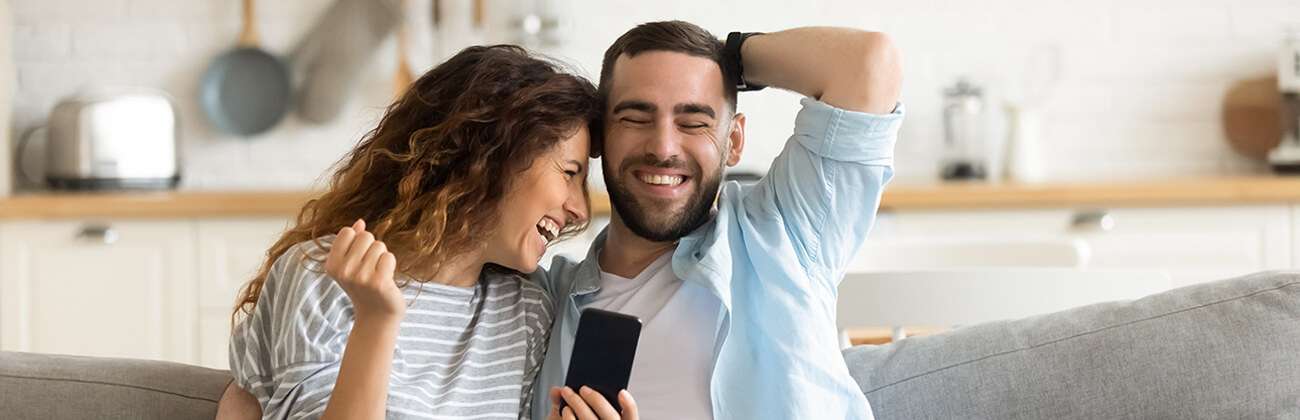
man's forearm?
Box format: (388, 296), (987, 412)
(739, 27), (901, 114)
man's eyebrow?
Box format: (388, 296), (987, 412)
(674, 102), (716, 119)
(611, 100), (656, 114)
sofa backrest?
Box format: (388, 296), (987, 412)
(0, 351), (232, 420)
(843, 271), (1300, 419)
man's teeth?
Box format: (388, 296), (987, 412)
(639, 174), (685, 186)
(536, 218), (560, 242)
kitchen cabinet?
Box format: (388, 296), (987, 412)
(195, 218), (289, 369)
(1293, 206), (1300, 269)
(0, 217), (288, 368)
(0, 220), (197, 363)
(1077, 206), (1290, 286)
(0, 192), (1297, 365)
(862, 205), (1292, 288)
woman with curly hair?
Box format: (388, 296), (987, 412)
(223, 45), (602, 420)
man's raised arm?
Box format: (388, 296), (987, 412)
(739, 28), (901, 114)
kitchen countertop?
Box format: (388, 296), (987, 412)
(879, 175), (1300, 210)
(3, 176), (1300, 220)
(0, 190), (614, 220)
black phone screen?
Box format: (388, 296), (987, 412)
(561, 308), (643, 413)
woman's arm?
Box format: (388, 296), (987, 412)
(320, 315), (401, 420)
(320, 219), (407, 420)
(215, 382), (262, 420)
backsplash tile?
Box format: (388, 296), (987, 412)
(6, 0), (1291, 191)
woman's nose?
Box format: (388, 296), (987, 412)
(563, 188), (589, 225)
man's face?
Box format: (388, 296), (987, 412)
(602, 51), (745, 242)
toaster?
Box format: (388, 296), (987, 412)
(45, 88), (180, 190)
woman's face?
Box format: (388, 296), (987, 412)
(486, 125), (591, 273)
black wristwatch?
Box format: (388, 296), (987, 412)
(724, 31), (767, 92)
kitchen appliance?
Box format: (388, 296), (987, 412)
(1, 0), (13, 197)
(941, 79), (990, 180)
(25, 88), (180, 190)
(1270, 27), (1300, 173)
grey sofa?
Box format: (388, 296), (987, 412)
(2, 271), (1298, 419)
(0, 351), (231, 419)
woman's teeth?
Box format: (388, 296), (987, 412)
(536, 218), (560, 243)
(639, 174), (685, 186)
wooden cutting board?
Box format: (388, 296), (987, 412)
(1222, 76), (1281, 160)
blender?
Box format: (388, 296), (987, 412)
(941, 79), (989, 180)
(1269, 27), (1300, 173)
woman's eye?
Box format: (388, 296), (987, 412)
(564, 169), (579, 179)
(622, 118), (649, 124)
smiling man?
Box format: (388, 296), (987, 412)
(532, 21), (903, 420)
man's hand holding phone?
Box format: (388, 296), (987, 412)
(547, 386), (638, 420)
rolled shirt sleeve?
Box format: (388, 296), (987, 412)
(743, 98), (904, 286)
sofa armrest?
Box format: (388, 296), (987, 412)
(0, 351), (232, 420)
(843, 271), (1300, 419)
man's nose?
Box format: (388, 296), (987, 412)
(644, 120), (685, 161)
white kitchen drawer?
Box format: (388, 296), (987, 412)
(0, 219), (197, 363)
(864, 205), (1292, 288)
(1078, 206), (1291, 286)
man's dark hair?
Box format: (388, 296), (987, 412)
(598, 21), (739, 114)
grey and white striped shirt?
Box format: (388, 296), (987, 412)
(229, 237), (553, 419)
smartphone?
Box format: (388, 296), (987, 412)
(560, 308), (643, 413)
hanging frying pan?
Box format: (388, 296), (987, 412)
(199, 0), (291, 137)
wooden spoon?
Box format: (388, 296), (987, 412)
(1222, 76), (1282, 160)
(393, 0), (414, 98)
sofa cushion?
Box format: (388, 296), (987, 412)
(0, 351), (232, 420)
(843, 271), (1300, 419)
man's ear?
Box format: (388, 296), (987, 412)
(725, 112), (745, 167)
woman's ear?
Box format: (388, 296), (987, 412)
(725, 113), (746, 167)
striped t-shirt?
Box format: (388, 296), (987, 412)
(229, 237), (554, 419)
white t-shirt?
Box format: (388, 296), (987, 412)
(586, 252), (723, 420)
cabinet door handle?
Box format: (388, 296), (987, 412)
(76, 225), (119, 245)
(1070, 210), (1115, 232)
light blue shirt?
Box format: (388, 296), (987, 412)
(531, 98), (904, 420)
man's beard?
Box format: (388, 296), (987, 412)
(604, 155), (722, 243)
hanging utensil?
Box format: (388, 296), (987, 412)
(393, 0), (414, 98)
(472, 0), (485, 29)
(293, 0), (402, 124)
(199, 0), (291, 137)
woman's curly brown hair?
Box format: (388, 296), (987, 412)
(233, 45), (599, 320)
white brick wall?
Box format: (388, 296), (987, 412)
(6, 0), (1299, 190)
